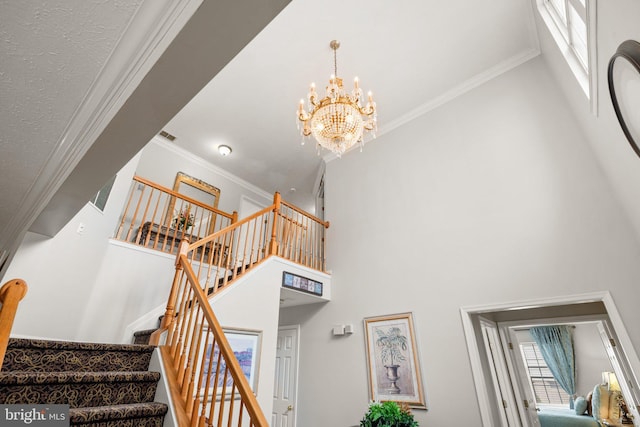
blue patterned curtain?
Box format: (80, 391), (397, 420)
(530, 325), (576, 408)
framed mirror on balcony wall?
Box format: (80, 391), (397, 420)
(168, 172), (221, 236)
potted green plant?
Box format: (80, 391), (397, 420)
(360, 401), (418, 427)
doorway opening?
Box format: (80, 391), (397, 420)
(461, 292), (640, 426)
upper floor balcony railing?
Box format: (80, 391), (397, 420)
(114, 175), (329, 273)
(114, 176), (236, 255)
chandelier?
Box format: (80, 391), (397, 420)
(297, 40), (377, 157)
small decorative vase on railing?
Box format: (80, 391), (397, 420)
(385, 365), (401, 394)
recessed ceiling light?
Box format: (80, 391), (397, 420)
(218, 145), (232, 156)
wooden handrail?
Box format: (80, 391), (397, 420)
(153, 193), (329, 425)
(154, 245), (269, 426)
(133, 175), (234, 219)
(180, 255), (268, 425)
(0, 279), (28, 370)
(281, 199), (329, 228)
(187, 204), (275, 252)
(114, 176), (237, 257)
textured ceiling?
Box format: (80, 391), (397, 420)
(0, 0), (142, 238)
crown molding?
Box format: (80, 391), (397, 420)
(324, 47), (541, 164)
(150, 136), (273, 201)
(378, 48), (541, 139)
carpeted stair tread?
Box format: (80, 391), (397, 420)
(0, 371), (160, 385)
(132, 330), (157, 345)
(3, 338), (154, 372)
(132, 329), (157, 337)
(0, 338), (167, 426)
(7, 338), (155, 353)
(0, 371), (160, 407)
(69, 403), (168, 423)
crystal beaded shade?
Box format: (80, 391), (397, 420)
(297, 40), (376, 157)
(311, 101), (364, 152)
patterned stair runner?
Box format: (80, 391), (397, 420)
(0, 338), (168, 426)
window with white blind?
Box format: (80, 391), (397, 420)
(520, 342), (571, 405)
(90, 175), (116, 212)
(536, 0), (596, 105)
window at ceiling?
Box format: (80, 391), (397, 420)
(537, 0), (597, 107)
(520, 342), (572, 405)
(90, 175), (116, 212)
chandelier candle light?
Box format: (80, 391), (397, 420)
(297, 40), (377, 156)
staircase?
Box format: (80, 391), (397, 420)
(0, 338), (168, 426)
(0, 189), (330, 427)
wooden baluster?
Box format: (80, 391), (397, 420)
(228, 386), (237, 427)
(168, 275), (190, 357)
(237, 401), (244, 427)
(152, 193), (170, 251)
(172, 283), (193, 367)
(180, 287), (200, 395)
(134, 188), (155, 245)
(240, 221), (250, 274)
(125, 185), (146, 242)
(303, 216), (309, 266)
(220, 230), (234, 288)
(217, 367), (230, 426)
(323, 220), (330, 272)
(185, 309), (205, 415)
(142, 190), (162, 247)
(208, 349), (224, 423)
(197, 332), (214, 425)
(255, 215), (264, 264)
(114, 183), (136, 240)
(249, 217), (259, 267)
(155, 240), (190, 333)
(0, 279), (28, 370)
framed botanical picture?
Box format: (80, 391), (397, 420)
(364, 312), (427, 409)
(200, 327), (262, 400)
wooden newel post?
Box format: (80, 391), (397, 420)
(231, 211), (238, 224)
(0, 279), (28, 370)
(268, 192), (281, 256)
(158, 239), (190, 332)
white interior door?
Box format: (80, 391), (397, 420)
(480, 318), (522, 426)
(273, 326), (299, 427)
(501, 326), (539, 427)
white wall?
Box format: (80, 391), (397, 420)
(76, 243), (177, 343)
(4, 151), (142, 340)
(210, 258), (293, 419)
(533, 0), (640, 245)
(279, 57), (640, 427)
(136, 138), (272, 215)
(573, 323), (612, 395)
